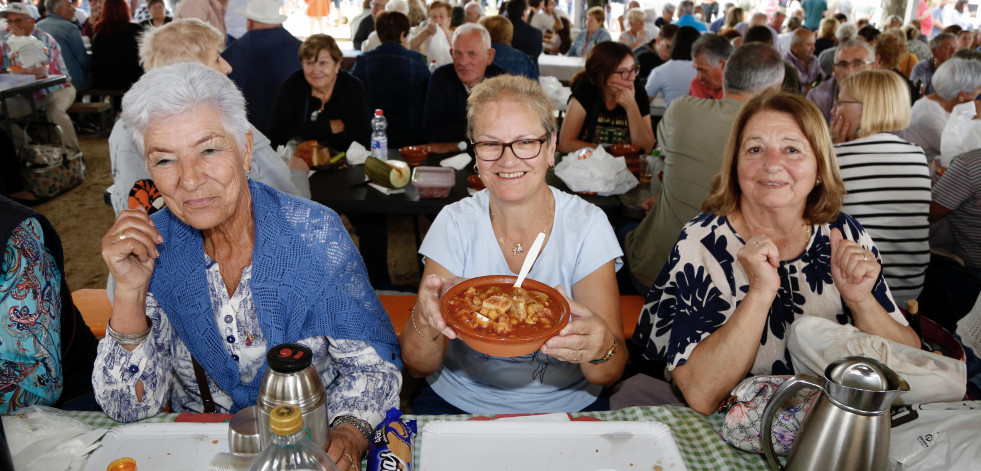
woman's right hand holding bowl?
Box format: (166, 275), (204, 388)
(415, 273), (461, 340)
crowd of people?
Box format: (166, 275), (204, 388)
(2, 0), (981, 467)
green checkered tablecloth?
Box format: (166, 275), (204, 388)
(69, 406), (769, 470)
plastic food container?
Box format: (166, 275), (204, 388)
(412, 166), (455, 198)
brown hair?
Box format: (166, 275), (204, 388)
(702, 92), (845, 223)
(873, 30), (907, 69)
(570, 40), (632, 91)
(480, 15), (513, 45)
(428, 0), (451, 17)
(586, 5), (605, 23)
(839, 70), (911, 136)
(298, 34), (342, 63)
(375, 10), (410, 42)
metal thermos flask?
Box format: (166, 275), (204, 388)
(256, 343), (328, 451)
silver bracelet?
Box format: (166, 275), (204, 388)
(107, 316), (152, 346)
(330, 415), (374, 443)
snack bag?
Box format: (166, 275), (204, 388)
(367, 408), (416, 471)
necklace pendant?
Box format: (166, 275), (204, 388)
(245, 332), (254, 346)
(513, 243), (523, 256)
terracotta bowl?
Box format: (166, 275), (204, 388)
(606, 143), (642, 173)
(440, 275), (570, 357)
(467, 174), (485, 191)
(399, 145), (431, 166)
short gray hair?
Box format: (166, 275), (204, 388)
(677, 0), (693, 16)
(121, 63), (249, 158)
(724, 42), (785, 94)
(835, 22), (858, 42)
(662, 2), (675, 13)
(453, 22), (491, 50)
(44, 0), (66, 14)
(626, 7), (645, 23)
(835, 39), (874, 61)
(932, 57), (981, 100)
(692, 33), (733, 65)
(929, 32), (957, 50)
(464, 1), (482, 14)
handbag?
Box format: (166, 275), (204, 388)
(19, 123), (85, 203)
(718, 375), (821, 455)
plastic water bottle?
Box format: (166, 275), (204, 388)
(370, 109), (387, 160)
(249, 405), (339, 471)
(429, 59), (438, 73)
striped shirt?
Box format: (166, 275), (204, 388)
(835, 133), (931, 305)
(933, 149), (981, 268)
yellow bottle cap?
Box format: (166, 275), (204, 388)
(269, 404), (303, 435)
(107, 457), (137, 471)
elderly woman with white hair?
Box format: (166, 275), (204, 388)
(905, 57), (981, 175)
(619, 8), (652, 50)
(108, 18), (309, 218)
(94, 63), (401, 471)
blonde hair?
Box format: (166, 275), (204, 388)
(626, 7), (645, 23)
(586, 5), (605, 23)
(466, 75), (557, 144)
(702, 92), (845, 223)
(480, 15), (513, 45)
(839, 70), (911, 137)
(139, 18), (224, 71)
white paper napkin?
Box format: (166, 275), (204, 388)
(346, 141), (371, 165)
(368, 182), (405, 194)
(440, 153), (472, 170)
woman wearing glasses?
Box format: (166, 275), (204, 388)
(401, 75), (626, 415)
(268, 34), (371, 150)
(558, 41), (655, 153)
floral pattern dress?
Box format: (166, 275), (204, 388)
(0, 218), (62, 412)
(632, 212), (905, 376)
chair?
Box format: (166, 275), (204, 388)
(72, 288), (111, 338)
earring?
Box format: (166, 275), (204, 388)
(473, 163), (479, 175)
(246, 168), (252, 179)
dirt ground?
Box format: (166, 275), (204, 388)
(35, 132), (422, 293)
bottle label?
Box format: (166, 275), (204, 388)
(371, 137), (388, 160)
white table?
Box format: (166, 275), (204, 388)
(538, 54), (585, 83)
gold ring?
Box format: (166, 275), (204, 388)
(119, 231), (127, 240)
(752, 240), (761, 247)
(862, 253), (869, 261)
(574, 349), (583, 362)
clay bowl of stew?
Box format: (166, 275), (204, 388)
(399, 145), (431, 166)
(440, 275), (571, 357)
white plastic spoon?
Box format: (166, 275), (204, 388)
(514, 232), (547, 288)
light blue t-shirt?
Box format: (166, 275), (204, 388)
(418, 186), (623, 414)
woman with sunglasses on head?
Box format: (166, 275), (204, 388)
(558, 41), (655, 153)
(401, 75), (626, 415)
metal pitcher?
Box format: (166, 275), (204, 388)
(761, 356), (909, 471)
(257, 343), (328, 451)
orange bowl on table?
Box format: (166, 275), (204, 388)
(440, 275), (570, 357)
(467, 174), (485, 191)
(399, 145), (431, 166)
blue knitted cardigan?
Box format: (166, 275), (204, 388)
(148, 180), (401, 412)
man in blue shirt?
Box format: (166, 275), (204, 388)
(37, 0), (91, 93)
(505, 0), (542, 64)
(672, 0), (707, 32)
(481, 15), (538, 80)
(351, 11), (431, 148)
(222, 0), (302, 135)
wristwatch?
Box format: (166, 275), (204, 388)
(589, 334), (617, 364)
(330, 415), (374, 443)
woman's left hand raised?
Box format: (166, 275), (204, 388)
(829, 227), (879, 305)
(541, 286), (613, 363)
(326, 424), (369, 471)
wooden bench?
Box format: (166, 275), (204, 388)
(72, 289), (647, 340)
(67, 101), (112, 136)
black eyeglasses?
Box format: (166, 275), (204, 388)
(833, 59), (873, 69)
(615, 65), (641, 80)
(471, 135), (549, 161)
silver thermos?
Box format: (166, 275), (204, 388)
(256, 343), (328, 451)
